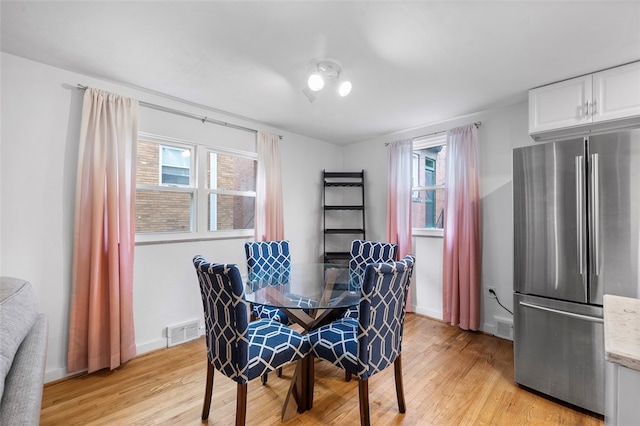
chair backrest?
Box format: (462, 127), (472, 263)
(244, 240), (291, 285)
(356, 254), (415, 380)
(349, 240), (398, 291)
(193, 256), (251, 383)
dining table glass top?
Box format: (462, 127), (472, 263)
(244, 263), (359, 310)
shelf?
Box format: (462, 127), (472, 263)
(324, 205), (364, 211)
(325, 182), (364, 188)
(324, 172), (363, 179)
(325, 228), (365, 234)
(323, 169), (365, 261)
(324, 252), (351, 262)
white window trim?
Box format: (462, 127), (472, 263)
(412, 228), (444, 238)
(136, 132), (257, 244)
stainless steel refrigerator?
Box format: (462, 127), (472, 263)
(513, 128), (640, 415)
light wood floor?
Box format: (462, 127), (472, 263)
(40, 314), (604, 425)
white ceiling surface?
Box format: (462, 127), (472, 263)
(1, 1), (639, 145)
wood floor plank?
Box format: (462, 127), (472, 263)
(40, 314), (604, 425)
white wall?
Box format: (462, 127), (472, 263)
(343, 101), (534, 335)
(0, 53), (342, 382)
(0, 51), (537, 384)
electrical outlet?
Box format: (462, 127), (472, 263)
(487, 286), (497, 299)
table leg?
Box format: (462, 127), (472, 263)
(297, 356), (310, 412)
(306, 355), (315, 410)
(281, 361), (300, 421)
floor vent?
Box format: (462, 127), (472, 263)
(167, 320), (200, 347)
(494, 316), (513, 341)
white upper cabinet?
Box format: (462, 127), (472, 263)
(529, 75), (592, 134)
(592, 62), (640, 123)
(529, 61), (640, 137)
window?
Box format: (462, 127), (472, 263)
(160, 145), (191, 186)
(412, 134), (447, 230)
(207, 151), (256, 231)
(135, 134), (256, 240)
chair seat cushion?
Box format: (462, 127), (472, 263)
(342, 305), (358, 319)
(245, 319), (309, 382)
(307, 318), (358, 374)
(283, 293), (315, 310)
(252, 305), (289, 324)
(252, 294), (315, 325)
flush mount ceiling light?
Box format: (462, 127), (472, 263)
(302, 58), (352, 103)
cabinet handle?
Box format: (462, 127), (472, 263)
(592, 99), (598, 115)
(584, 101), (590, 117)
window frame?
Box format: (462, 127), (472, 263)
(135, 132), (256, 244)
(412, 133), (447, 236)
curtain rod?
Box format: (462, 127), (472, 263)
(385, 121), (482, 146)
(77, 84), (282, 139)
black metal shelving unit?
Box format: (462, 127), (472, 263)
(322, 170), (365, 263)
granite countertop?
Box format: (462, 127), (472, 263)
(604, 294), (640, 371)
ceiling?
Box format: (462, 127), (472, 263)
(2, 1), (639, 145)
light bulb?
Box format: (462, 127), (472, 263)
(308, 74), (324, 92)
(338, 80), (352, 97)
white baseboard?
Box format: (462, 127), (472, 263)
(44, 338), (168, 384)
(136, 338), (167, 355)
(483, 322), (497, 336)
(412, 304), (443, 320)
(45, 367), (74, 384)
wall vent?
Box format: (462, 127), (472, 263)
(167, 319), (200, 347)
(494, 316), (513, 341)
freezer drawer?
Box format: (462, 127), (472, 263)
(514, 293), (604, 415)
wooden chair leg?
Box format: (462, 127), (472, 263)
(235, 383), (248, 426)
(358, 378), (370, 426)
(262, 372), (268, 385)
(277, 367), (282, 377)
(394, 355), (406, 413)
(202, 363), (214, 421)
(345, 370), (352, 382)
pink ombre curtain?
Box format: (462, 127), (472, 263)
(67, 88), (138, 373)
(386, 139), (413, 312)
(255, 131), (284, 241)
(442, 124), (481, 330)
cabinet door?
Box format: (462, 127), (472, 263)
(529, 75), (592, 134)
(592, 61), (640, 123)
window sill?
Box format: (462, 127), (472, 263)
(412, 228), (444, 238)
(135, 229), (254, 245)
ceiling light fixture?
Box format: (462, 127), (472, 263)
(303, 58), (352, 102)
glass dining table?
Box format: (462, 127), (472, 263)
(244, 263), (359, 419)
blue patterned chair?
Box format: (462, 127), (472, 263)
(244, 240), (292, 324)
(343, 240), (398, 320)
(193, 256), (309, 425)
(340, 240), (398, 382)
(244, 240), (315, 384)
(307, 255), (415, 426)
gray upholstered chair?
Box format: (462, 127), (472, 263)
(307, 255), (415, 426)
(193, 256), (309, 425)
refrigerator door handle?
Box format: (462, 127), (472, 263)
(519, 301), (604, 323)
(575, 156), (585, 275)
(591, 153), (600, 276)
